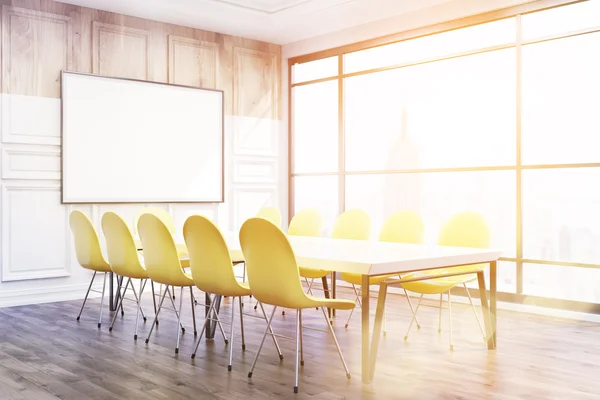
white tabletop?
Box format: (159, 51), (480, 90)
(225, 233), (502, 276)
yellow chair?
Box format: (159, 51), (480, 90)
(292, 209), (329, 295)
(69, 210), (113, 328)
(256, 206), (282, 228)
(401, 211), (488, 350)
(183, 215), (282, 370)
(326, 209), (374, 328)
(134, 207), (190, 303)
(240, 217), (354, 393)
(101, 212), (153, 340)
(378, 210), (426, 331)
(133, 207), (189, 264)
(240, 206), (282, 290)
(137, 213), (198, 354)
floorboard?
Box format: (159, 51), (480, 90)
(0, 286), (599, 399)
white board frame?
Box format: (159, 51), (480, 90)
(60, 71), (225, 204)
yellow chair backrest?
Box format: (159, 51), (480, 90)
(133, 207), (176, 236)
(183, 215), (239, 295)
(331, 209), (371, 240)
(137, 213), (184, 286)
(69, 210), (110, 271)
(438, 211), (490, 249)
(239, 217), (307, 308)
(379, 210), (424, 244)
(256, 207), (282, 228)
(101, 212), (145, 277)
(288, 208), (322, 237)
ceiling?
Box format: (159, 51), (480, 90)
(59, 0), (453, 44)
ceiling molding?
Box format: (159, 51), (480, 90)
(208, 0), (314, 14)
(58, 0), (461, 44)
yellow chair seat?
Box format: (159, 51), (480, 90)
(340, 272), (390, 286)
(284, 295), (355, 311)
(299, 267), (331, 279)
(400, 265), (483, 295)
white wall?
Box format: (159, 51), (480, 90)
(0, 93), (286, 307)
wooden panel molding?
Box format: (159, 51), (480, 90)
(232, 47), (278, 119)
(92, 21), (150, 79)
(168, 35), (218, 88)
(1, 5), (73, 98)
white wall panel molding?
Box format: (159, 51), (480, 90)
(1, 182), (71, 281)
(1, 145), (61, 180)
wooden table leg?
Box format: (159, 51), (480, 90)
(490, 260), (497, 348)
(321, 276), (332, 319)
(361, 274), (371, 384)
(477, 267), (495, 350)
(332, 273), (337, 318)
(368, 281), (388, 381)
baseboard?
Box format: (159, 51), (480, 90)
(0, 281), (105, 308)
(334, 280), (600, 324)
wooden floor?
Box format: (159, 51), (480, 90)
(0, 286), (599, 400)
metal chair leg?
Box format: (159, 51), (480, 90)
(175, 287), (184, 354)
(463, 283), (486, 341)
(109, 278), (131, 332)
(191, 299), (217, 359)
(404, 294), (424, 341)
(166, 286), (185, 333)
(299, 309), (304, 366)
(403, 288), (421, 329)
(146, 287), (168, 344)
(97, 272), (108, 328)
(248, 306), (278, 378)
(345, 284), (362, 328)
(239, 297), (246, 351)
(228, 297), (236, 371)
(257, 302), (283, 359)
(448, 289), (453, 351)
(129, 280), (146, 321)
(134, 279), (146, 340)
(190, 287), (197, 336)
(321, 306), (350, 379)
(151, 281), (158, 326)
(294, 308), (301, 393)
(77, 271), (96, 321)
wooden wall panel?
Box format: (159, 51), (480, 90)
(0, 0), (281, 114)
(92, 21), (149, 79)
(1, 5), (72, 97)
(168, 35), (217, 88)
(233, 47), (278, 119)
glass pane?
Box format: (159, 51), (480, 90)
(293, 176), (339, 236)
(522, 168), (600, 264)
(292, 81), (338, 173)
(345, 49), (516, 172)
(344, 18), (515, 73)
(292, 57), (338, 83)
(344, 171), (516, 256)
(522, 1), (600, 41)
(465, 261), (516, 293)
(522, 32), (600, 165)
(524, 263), (600, 303)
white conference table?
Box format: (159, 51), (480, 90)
(224, 233), (502, 384)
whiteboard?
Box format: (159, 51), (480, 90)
(61, 71), (224, 203)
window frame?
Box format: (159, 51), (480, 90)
(288, 0), (600, 314)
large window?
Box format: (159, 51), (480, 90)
(290, 0), (600, 310)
